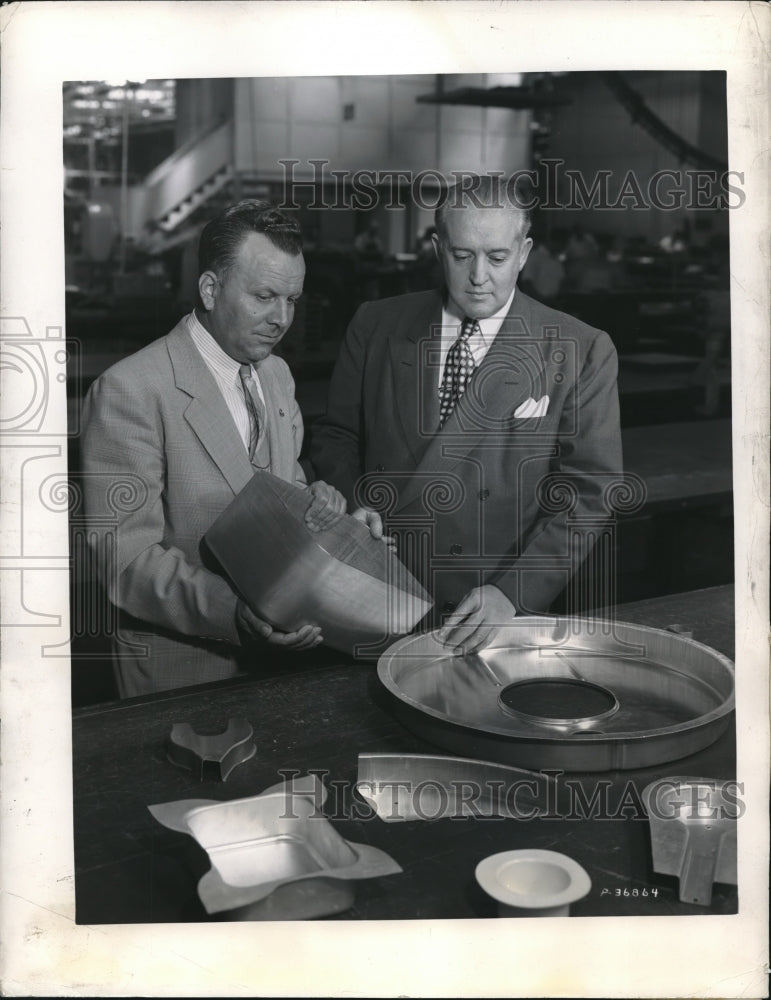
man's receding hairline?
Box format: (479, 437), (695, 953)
(235, 229), (304, 256)
(437, 204), (532, 241)
(213, 230), (304, 280)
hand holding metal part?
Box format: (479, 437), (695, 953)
(350, 505), (396, 549)
(304, 479), (347, 532)
(305, 481), (392, 545)
(437, 583), (517, 654)
(207, 470), (431, 656)
(236, 598), (323, 650)
(378, 619), (735, 771)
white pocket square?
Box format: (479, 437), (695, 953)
(514, 395), (549, 419)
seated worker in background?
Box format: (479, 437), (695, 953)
(353, 220), (384, 261)
(311, 175), (622, 654)
(82, 200), (382, 697)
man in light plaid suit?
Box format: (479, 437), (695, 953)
(82, 200), (381, 697)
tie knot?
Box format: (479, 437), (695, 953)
(239, 363), (252, 381)
(460, 317), (477, 340)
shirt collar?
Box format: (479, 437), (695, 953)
(186, 310), (244, 381)
(443, 285), (517, 346)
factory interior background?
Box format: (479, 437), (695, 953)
(64, 71), (733, 706)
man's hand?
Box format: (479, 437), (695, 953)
(352, 507), (397, 550)
(236, 599), (322, 651)
(305, 480), (346, 532)
(437, 584), (516, 655)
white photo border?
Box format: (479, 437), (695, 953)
(1, 2), (768, 996)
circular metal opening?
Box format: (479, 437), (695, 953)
(498, 678), (619, 730)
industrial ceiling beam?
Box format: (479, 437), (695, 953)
(416, 86), (571, 110)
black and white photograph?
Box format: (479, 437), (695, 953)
(1, 3), (768, 997)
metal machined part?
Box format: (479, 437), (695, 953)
(167, 717), (256, 781)
(476, 849), (592, 917)
(642, 775), (738, 906)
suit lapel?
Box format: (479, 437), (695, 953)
(394, 290), (549, 512)
(388, 291), (444, 466)
(166, 323), (254, 496)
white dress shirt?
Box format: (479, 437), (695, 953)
(186, 311), (267, 451)
(436, 287), (517, 388)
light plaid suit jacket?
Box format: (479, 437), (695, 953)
(81, 318), (306, 697)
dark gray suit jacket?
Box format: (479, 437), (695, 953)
(311, 288), (623, 617)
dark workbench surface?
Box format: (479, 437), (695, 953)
(72, 584), (736, 923)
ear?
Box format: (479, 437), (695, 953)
(518, 237), (534, 272)
(198, 270), (219, 312)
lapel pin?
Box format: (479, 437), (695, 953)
(279, 408), (285, 417)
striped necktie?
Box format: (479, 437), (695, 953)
(439, 317), (478, 427)
(239, 363), (267, 462)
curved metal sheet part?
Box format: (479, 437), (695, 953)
(377, 618), (735, 771)
(357, 752), (555, 822)
(205, 470), (432, 656)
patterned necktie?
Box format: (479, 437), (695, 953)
(239, 363), (267, 462)
(439, 317), (478, 427)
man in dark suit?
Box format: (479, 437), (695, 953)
(82, 200), (381, 696)
(311, 175), (622, 652)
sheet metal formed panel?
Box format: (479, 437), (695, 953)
(205, 470), (432, 657)
(377, 618), (735, 771)
(149, 777), (402, 915)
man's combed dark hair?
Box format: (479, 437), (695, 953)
(198, 199), (303, 281)
(435, 173), (535, 239)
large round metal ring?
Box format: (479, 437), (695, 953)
(377, 618), (735, 771)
